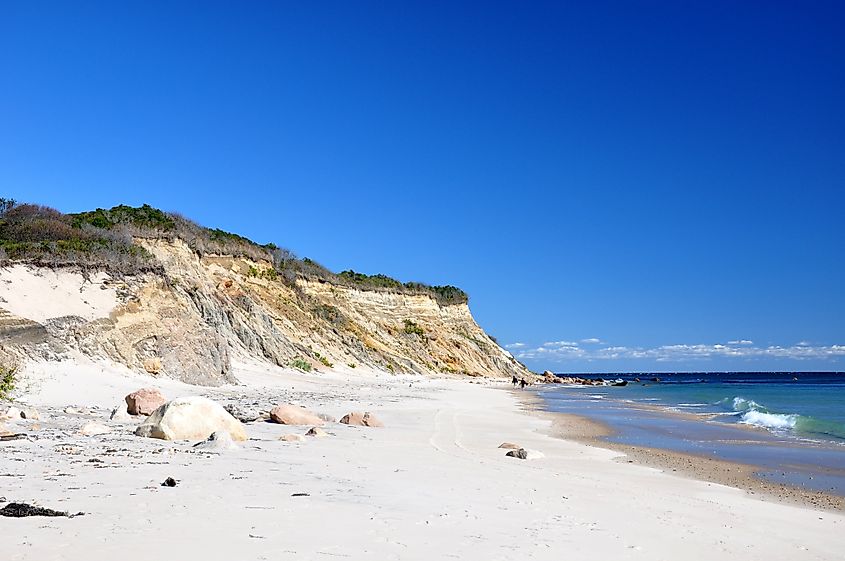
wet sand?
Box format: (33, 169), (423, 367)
(514, 388), (845, 512)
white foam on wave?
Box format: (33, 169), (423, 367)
(731, 397), (763, 412)
(739, 410), (798, 430)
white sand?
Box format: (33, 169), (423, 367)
(0, 265), (118, 322)
(1, 360), (843, 561)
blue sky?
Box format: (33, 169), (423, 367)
(2, 1), (843, 372)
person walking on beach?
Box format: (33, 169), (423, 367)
(519, 378), (527, 390)
(512, 375), (518, 387)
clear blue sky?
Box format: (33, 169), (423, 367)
(2, 1), (843, 372)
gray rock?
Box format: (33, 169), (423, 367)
(506, 448), (528, 460)
(505, 448), (544, 460)
(316, 412), (337, 423)
(224, 403), (261, 423)
(193, 430), (239, 451)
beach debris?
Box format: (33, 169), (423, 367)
(79, 422), (112, 436)
(339, 411), (384, 428)
(125, 387), (167, 416)
(161, 477), (178, 487)
(135, 396), (247, 441)
(305, 427), (330, 438)
(193, 430), (239, 451)
(291, 493), (310, 497)
(0, 502), (83, 518)
(498, 442), (521, 449)
(1, 432), (26, 442)
(506, 448), (544, 460)
(224, 403), (261, 423)
(269, 404), (324, 426)
(278, 434), (306, 442)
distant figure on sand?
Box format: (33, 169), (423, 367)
(512, 375), (518, 387)
(520, 378), (527, 390)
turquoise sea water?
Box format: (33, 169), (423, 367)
(535, 372), (845, 496)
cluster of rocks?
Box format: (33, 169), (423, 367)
(2, 385), (386, 453)
(121, 388), (385, 448)
(540, 371), (620, 386)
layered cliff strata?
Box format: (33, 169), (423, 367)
(0, 239), (529, 385)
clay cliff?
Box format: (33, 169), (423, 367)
(0, 233), (529, 385)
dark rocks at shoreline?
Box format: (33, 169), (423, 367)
(539, 373), (608, 386)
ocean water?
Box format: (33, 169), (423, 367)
(535, 372), (845, 496)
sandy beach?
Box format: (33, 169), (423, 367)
(2, 359), (844, 561)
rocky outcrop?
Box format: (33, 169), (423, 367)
(0, 239), (531, 385)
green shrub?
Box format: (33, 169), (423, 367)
(72, 204), (176, 231)
(290, 358), (312, 372)
(347, 362), (356, 369)
(0, 203), (160, 274)
(0, 365), (16, 400)
(403, 319), (425, 336)
(2, 200), (470, 305)
(247, 265), (279, 281)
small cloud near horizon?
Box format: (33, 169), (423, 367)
(513, 338), (845, 364)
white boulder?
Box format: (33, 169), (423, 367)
(135, 396), (247, 441)
(80, 422), (112, 436)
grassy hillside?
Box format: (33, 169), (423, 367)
(0, 198), (468, 305)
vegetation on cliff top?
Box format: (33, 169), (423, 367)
(0, 199), (468, 305)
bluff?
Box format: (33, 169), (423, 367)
(0, 202), (529, 384)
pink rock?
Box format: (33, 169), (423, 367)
(339, 411), (384, 428)
(269, 404), (324, 426)
(125, 387), (167, 416)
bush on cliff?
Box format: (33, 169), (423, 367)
(0, 199), (469, 305)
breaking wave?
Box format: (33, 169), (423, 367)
(720, 397), (845, 440)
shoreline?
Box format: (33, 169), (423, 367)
(513, 386), (845, 512)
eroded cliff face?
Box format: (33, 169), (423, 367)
(0, 239), (529, 384)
